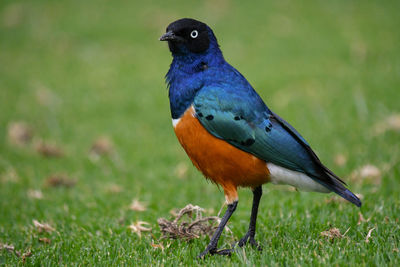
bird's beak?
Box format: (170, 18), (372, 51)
(159, 31), (176, 41)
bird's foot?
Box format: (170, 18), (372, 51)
(197, 246), (234, 258)
(237, 232), (262, 251)
(197, 246), (215, 259)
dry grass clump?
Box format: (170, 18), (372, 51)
(158, 204), (219, 240)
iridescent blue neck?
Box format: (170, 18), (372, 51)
(166, 29), (225, 119)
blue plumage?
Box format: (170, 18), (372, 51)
(161, 18), (361, 258)
(167, 27), (224, 119)
(164, 20), (361, 207)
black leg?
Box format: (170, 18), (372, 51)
(238, 186), (262, 250)
(198, 201), (238, 258)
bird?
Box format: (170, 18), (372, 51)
(159, 18), (361, 258)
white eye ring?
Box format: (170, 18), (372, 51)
(190, 30), (198, 39)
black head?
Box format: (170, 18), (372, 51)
(159, 18), (210, 54)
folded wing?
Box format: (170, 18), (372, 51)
(194, 85), (361, 207)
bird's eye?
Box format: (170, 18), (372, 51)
(190, 30), (198, 39)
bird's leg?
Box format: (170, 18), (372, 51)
(197, 201), (238, 258)
(238, 186), (262, 250)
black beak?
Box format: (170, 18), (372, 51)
(159, 31), (176, 41)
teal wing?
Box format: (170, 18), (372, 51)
(193, 85), (361, 207)
(193, 85), (314, 174)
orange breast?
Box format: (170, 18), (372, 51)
(173, 106), (270, 203)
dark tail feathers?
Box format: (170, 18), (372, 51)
(323, 174), (362, 207)
(333, 187), (362, 207)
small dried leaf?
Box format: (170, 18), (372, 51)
(45, 174), (76, 188)
(373, 114), (400, 135)
(0, 243), (26, 257)
(350, 164), (381, 185)
(22, 250), (32, 262)
(359, 165), (381, 179)
(33, 219), (55, 233)
(174, 162), (189, 179)
(356, 193), (364, 200)
(2, 3), (24, 28)
(7, 121), (33, 146)
(106, 184), (123, 193)
(128, 221), (152, 237)
(357, 212), (370, 225)
(35, 140), (64, 157)
(38, 237), (51, 244)
(334, 154), (347, 167)
(384, 216), (390, 223)
(129, 199), (147, 212)
(365, 227), (375, 243)
(90, 136), (114, 157)
(283, 186), (297, 192)
(169, 208), (180, 217)
(350, 41), (367, 63)
(35, 86), (61, 107)
(27, 189), (43, 199)
(0, 167), (19, 183)
(151, 242), (164, 251)
(321, 228), (343, 239)
(0, 243), (15, 252)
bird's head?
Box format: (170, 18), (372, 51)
(159, 18), (218, 56)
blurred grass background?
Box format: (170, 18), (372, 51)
(1, 0), (399, 265)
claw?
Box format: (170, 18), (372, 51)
(237, 232), (262, 251)
(238, 232), (250, 247)
(197, 247), (235, 258)
(197, 247), (216, 259)
(250, 239), (263, 251)
(215, 248), (234, 256)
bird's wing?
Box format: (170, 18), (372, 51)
(193, 85), (349, 191)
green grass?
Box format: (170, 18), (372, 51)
(1, 0), (400, 265)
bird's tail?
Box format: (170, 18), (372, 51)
(272, 111), (362, 207)
(332, 186), (362, 207)
(323, 173), (362, 207)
